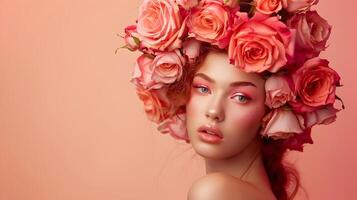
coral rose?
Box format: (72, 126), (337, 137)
(255, 0), (283, 15)
(265, 75), (295, 108)
(228, 12), (295, 73)
(291, 57), (340, 111)
(136, 87), (172, 124)
(187, 0), (234, 48)
(136, 0), (186, 51)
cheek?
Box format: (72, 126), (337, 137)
(225, 104), (265, 134)
(186, 95), (206, 128)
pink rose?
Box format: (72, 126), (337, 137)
(183, 38), (202, 64)
(282, 0), (319, 13)
(291, 57), (340, 112)
(228, 12), (295, 73)
(131, 54), (154, 89)
(287, 11), (331, 59)
(131, 51), (186, 90)
(123, 25), (140, 51)
(157, 113), (190, 143)
(187, 0), (234, 48)
(151, 50), (186, 88)
(255, 0), (283, 15)
(265, 75), (295, 108)
(136, 0), (186, 51)
(136, 87), (172, 123)
(304, 105), (339, 128)
(176, 0), (199, 9)
(261, 108), (305, 139)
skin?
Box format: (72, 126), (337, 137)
(186, 50), (276, 199)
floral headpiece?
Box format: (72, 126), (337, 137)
(121, 0), (344, 151)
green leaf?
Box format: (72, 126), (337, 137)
(132, 36), (141, 46)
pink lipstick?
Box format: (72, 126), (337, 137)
(197, 124), (223, 144)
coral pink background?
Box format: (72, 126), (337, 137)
(0, 0), (356, 199)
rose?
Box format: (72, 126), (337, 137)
(282, 0), (319, 13)
(187, 0), (234, 48)
(304, 105), (339, 128)
(255, 0), (283, 15)
(157, 113), (190, 142)
(131, 51), (186, 90)
(151, 50), (186, 89)
(287, 11), (331, 59)
(176, 0), (199, 9)
(123, 25), (140, 51)
(136, 0), (186, 51)
(261, 108), (305, 139)
(291, 57), (340, 112)
(265, 75), (295, 108)
(131, 54), (154, 89)
(136, 87), (172, 123)
(228, 12), (295, 73)
(183, 38), (202, 64)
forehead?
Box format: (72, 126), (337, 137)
(195, 51), (265, 87)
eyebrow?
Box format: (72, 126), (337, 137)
(194, 73), (257, 88)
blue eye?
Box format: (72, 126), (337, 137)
(232, 94), (250, 103)
(193, 85), (210, 94)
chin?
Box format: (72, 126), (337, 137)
(190, 139), (233, 160)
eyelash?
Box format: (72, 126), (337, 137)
(192, 85), (251, 103)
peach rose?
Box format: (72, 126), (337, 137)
(255, 0), (283, 15)
(282, 0), (319, 13)
(157, 113), (190, 143)
(123, 25), (140, 51)
(291, 57), (340, 111)
(287, 11), (331, 59)
(304, 105), (339, 128)
(136, 0), (186, 51)
(176, 0), (199, 9)
(131, 54), (154, 89)
(261, 108), (305, 139)
(131, 51), (186, 90)
(136, 87), (172, 123)
(265, 75), (295, 108)
(228, 12), (295, 73)
(187, 0), (234, 48)
(183, 38), (202, 64)
(151, 50), (186, 88)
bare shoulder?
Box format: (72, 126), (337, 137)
(187, 172), (276, 200)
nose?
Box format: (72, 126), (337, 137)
(205, 96), (225, 122)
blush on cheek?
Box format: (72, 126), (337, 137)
(228, 106), (265, 128)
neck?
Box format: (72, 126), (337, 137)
(204, 136), (271, 188)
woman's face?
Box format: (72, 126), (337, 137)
(186, 50), (267, 159)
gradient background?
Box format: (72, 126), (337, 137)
(0, 0), (356, 199)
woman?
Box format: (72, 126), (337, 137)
(186, 49), (278, 200)
(122, 0), (343, 199)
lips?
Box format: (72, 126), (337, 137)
(197, 124), (223, 138)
